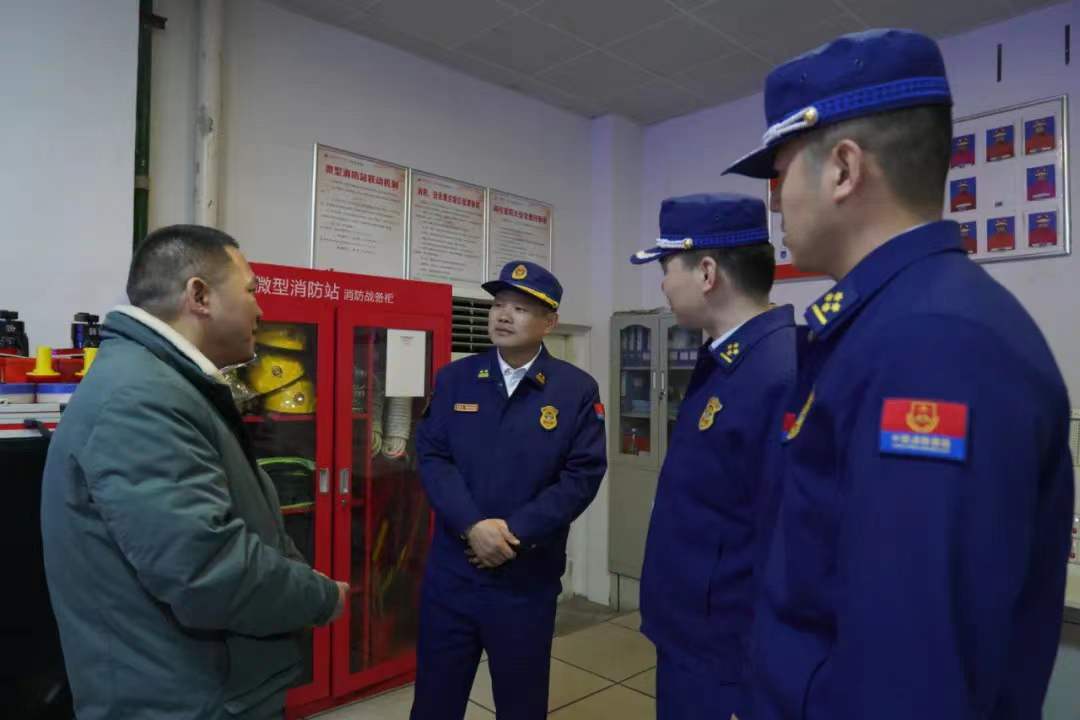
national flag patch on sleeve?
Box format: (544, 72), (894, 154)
(594, 403), (606, 421)
(880, 398), (969, 462)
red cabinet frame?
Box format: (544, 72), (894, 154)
(249, 264), (451, 718)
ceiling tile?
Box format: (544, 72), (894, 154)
(674, 51), (769, 98)
(694, 0), (842, 49)
(526, 0), (678, 46)
(1003, 0), (1061, 11)
(365, 0), (516, 48)
(606, 79), (703, 124)
(513, 77), (608, 116)
(607, 15), (740, 76)
(346, 15), (463, 63)
(842, 0), (1011, 38)
(443, 52), (536, 90)
(458, 14), (591, 75)
(669, 0), (714, 9)
(268, 0), (364, 25)
(746, 14), (866, 63)
(537, 50), (656, 99)
(495, 0), (545, 9)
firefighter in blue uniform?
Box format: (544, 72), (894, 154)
(630, 193), (798, 720)
(410, 260), (607, 720)
(724, 29), (1074, 719)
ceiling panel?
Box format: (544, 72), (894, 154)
(743, 14), (866, 63)
(525, 0), (678, 46)
(606, 14), (742, 76)
(458, 14), (591, 75)
(605, 80), (703, 124)
(537, 50), (656, 99)
(365, 0), (516, 48)
(272, 0), (1061, 125)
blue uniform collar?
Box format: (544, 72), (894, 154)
(480, 344), (552, 390)
(707, 304), (796, 373)
(804, 221), (964, 340)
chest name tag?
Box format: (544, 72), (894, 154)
(454, 403), (479, 413)
(540, 405), (558, 430)
(698, 396), (722, 431)
(879, 398), (969, 462)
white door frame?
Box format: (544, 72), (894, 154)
(546, 323), (597, 601)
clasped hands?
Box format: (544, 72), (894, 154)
(464, 519), (520, 570)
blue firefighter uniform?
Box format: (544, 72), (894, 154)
(725, 29), (1074, 720)
(641, 306), (796, 719)
(411, 262), (607, 720)
(631, 193), (798, 720)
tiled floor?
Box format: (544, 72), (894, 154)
(314, 603), (654, 719)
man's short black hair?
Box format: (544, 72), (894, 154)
(126, 225), (240, 319)
(674, 243), (776, 301)
(806, 104), (953, 215)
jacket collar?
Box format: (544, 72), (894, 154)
(804, 220), (964, 341)
(479, 344), (552, 391)
(113, 305), (225, 382)
(706, 304), (796, 373)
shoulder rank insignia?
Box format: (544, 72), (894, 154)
(535, 372), (546, 385)
(699, 396), (722, 430)
(783, 389), (815, 442)
(809, 291), (844, 327)
(511, 264), (528, 280)
(719, 342), (741, 365)
(477, 368), (490, 379)
(540, 405), (558, 430)
(880, 398), (968, 462)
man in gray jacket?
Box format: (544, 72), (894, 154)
(41, 225), (347, 719)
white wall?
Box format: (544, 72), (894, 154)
(1, 0), (138, 348)
(636, 0), (1080, 399)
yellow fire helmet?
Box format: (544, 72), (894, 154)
(247, 352), (305, 394)
(255, 323), (307, 351)
(264, 378), (316, 414)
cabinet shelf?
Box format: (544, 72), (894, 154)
(621, 411), (651, 419)
(352, 412), (368, 420)
(243, 413), (316, 424)
(281, 502), (315, 516)
(621, 365), (651, 371)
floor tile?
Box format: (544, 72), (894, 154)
(469, 657), (614, 712)
(313, 685), (492, 719)
(548, 684), (655, 720)
(550, 623), (656, 682)
(609, 611), (641, 630)
(622, 668), (656, 698)
(554, 596), (618, 637)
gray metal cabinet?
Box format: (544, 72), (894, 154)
(608, 310), (703, 579)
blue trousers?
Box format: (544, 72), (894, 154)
(410, 571), (558, 720)
(656, 650), (750, 720)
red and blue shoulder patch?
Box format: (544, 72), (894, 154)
(880, 398), (969, 462)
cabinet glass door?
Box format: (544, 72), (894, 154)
(664, 323), (704, 448)
(618, 323), (654, 459)
(333, 312), (439, 695)
(231, 305), (335, 707)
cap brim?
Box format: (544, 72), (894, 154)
(481, 280), (510, 297)
(482, 281), (560, 309)
(722, 144), (780, 179)
(629, 247), (674, 265)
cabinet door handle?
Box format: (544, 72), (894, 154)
(318, 468), (330, 495)
(339, 468), (351, 495)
